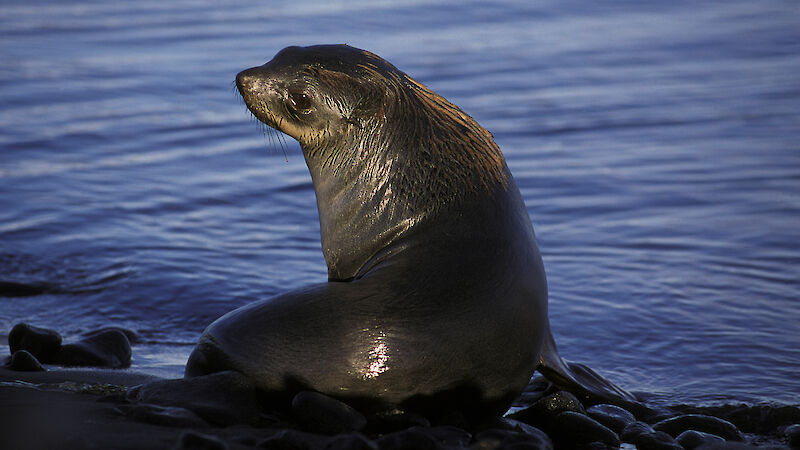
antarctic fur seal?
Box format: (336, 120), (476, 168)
(186, 44), (637, 422)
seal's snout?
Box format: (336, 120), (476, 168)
(235, 68), (262, 97)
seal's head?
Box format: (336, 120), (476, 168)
(235, 45), (387, 149)
(236, 45), (507, 204)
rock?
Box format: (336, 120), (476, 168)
(129, 403), (209, 428)
(83, 326), (139, 344)
(0, 281), (50, 297)
(127, 371), (259, 426)
(508, 390), (586, 428)
(633, 430), (682, 450)
(367, 408), (431, 433)
(58, 329), (131, 368)
(586, 404), (636, 434)
(291, 390), (367, 434)
(8, 323), (62, 363)
(418, 426), (472, 448)
(670, 404), (800, 435)
(376, 427), (443, 450)
(486, 418), (552, 449)
(621, 421), (683, 449)
(471, 428), (552, 450)
(6, 350), (45, 371)
(621, 421), (654, 443)
(258, 429), (328, 450)
(175, 431), (228, 450)
(786, 424), (800, 449)
(324, 433), (378, 450)
(581, 443), (614, 450)
(676, 430), (726, 449)
(548, 411), (619, 448)
(653, 414), (744, 441)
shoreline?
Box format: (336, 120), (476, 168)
(1, 367), (797, 449)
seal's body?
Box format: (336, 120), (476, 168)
(186, 45), (635, 420)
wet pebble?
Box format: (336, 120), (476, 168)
(621, 421), (655, 443)
(471, 428), (552, 450)
(83, 326), (139, 344)
(419, 425), (472, 448)
(175, 431), (228, 450)
(6, 349), (45, 371)
(633, 430), (682, 450)
(653, 414), (744, 441)
(676, 430), (726, 449)
(486, 418), (552, 449)
(508, 390), (585, 428)
(291, 390), (367, 434)
(127, 371), (260, 426)
(786, 424), (800, 449)
(8, 323), (62, 363)
(257, 429), (329, 450)
(324, 433), (378, 450)
(586, 404), (636, 434)
(367, 408), (431, 434)
(129, 403), (209, 428)
(58, 328), (132, 368)
(548, 411), (619, 449)
(377, 427), (443, 450)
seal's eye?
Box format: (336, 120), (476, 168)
(288, 91), (312, 113)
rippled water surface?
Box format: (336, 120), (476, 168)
(1, 0), (798, 408)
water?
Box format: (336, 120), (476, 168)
(1, 0), (798, 409)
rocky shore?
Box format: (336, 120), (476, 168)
(1, 323), (797, 450)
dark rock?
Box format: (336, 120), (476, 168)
(418, 426), (472, 448)
(586, 404), (636, 434)
(633, 430), (682, 450)
(6, 350), (45, 371)
(676, 430), (726, 450)
(786, 424), (800, 449)
(129, 403), (209, 428)
(58, 329), (131, 368)
(324, 433), (378, 450)
(175, 431), (228, 450)
(83, 326), (139, 344)
(508, 390), (586, 428)
(291, 390), (367, 434)
(367, 408), (431, 433)
(8, 323), (62, 363)
(621, 421), (654, 443)
(670, 403), (800, 435)
(486, 418), (552, 449)
(472, 428), (552, 450)
(579, 443), (613, 450)
(97, 392), (128, 403)
(0, 281), (50, 297)
(377, 427), (443, 450)
(127, 371), (259, 426)
(258, 429), (327, 450)
(548, 411), (619, 448)
(653, 414), (744, 441)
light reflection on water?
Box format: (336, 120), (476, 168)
(1, 0), (798, 407)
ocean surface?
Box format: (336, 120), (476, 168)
(1, 0), (798, 410)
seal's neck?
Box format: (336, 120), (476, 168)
(301, 72), (512, 281)
(303, 144), (424, 281)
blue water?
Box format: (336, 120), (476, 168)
(1, 0), (798, 409)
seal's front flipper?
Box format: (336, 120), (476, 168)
(536, 323), (642, 412)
